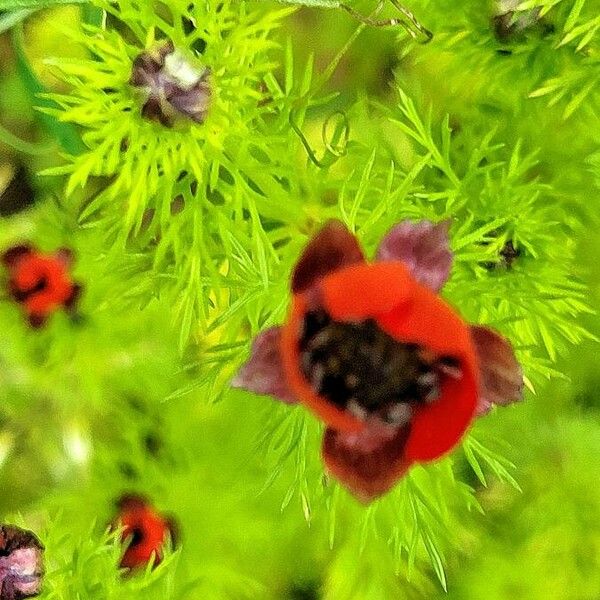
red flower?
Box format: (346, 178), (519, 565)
(1, 245), (81, 328)
(113, 494), (176, 571)
(233, 220), (523, 502)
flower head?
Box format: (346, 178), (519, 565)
(0, 524), (44, 600)
(2, 245), (81, 328)
(113, 494), (176, 571)
(130, 40), (211, 127)
(233, 220), (523, 501)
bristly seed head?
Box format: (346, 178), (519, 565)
(299, 309), (458, 424)
(130, 40), (211, 127)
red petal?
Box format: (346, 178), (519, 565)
(322, 424), (411, 502)
(375, 283), (479, 461)
(231, 327), (298, 404)
(321, 262), (417, 320)
(376, 220), (453, 292)
(470, 325), (523, 416)
(15, 255), (74, 318)
(291, 220), (365, 294)
(116, 495), (171, 570)
(283, 262), (479, 444)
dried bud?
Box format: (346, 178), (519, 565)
(493, 0), (543, 42)
(482, 239), (521, 271)
(0, 525), (44, 600)
(130, 40), (211, 127)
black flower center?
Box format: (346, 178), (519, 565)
(299, 309), (451, 424)
(129, 527), (145, 547)
(12, 276), (47, 302)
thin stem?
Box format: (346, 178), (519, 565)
(340, 0), (433, 43)
(0, 122), (55, 156)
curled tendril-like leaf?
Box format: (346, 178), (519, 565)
(340, 0), (433, 43)
(290, 110), (350, 169)
(322, 111), (350, 157)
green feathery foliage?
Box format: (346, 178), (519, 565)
(41, 0), (297, 348)
(1, 0), (600, 598)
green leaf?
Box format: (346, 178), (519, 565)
(421, 525), (447, 591)
(80, 2), (103, 26)
(563, 0), (586, 31)
(0, 121), (54, 154)
(11, 23), (84, 154)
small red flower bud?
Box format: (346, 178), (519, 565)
(113, 494), (176, 571)
(0, 525), (44, 600)
(2, 245), (81, 328)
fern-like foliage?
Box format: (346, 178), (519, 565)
(42, 0), (296, 347)
(0, 0), (597, 597)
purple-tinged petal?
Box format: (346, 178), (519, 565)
(0, 548), (43, 598)
(64, 284), (82, 311)
(169, 84), (211, 124)
(231, 327), (298, 404)
(470, 325), (523, 416)
(292, 220), (365, 294)
(130, 42), (211, 127)
(322, 420), (411, 503)
(376, 220), (453, 292)
(54, 248), (74, 268)
(1, 245), (33, 268)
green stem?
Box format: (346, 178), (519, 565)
(0, 121), (55, 155)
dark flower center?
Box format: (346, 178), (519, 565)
(12, 276), (47, 303)
(129, 527), (144, 547)
(299, 309), (453, 424)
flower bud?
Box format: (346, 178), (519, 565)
(130, 40), (211, 127)
(0, 525), (44, 600)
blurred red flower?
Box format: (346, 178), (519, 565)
(2, 245), (81, 328)
(113, 494), (176, 571)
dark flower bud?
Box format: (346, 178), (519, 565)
(0, 525), (44, 600)
(498, 239), (520, 268)
(130, 40), (211, 127)
(482, 239), (521, 271)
